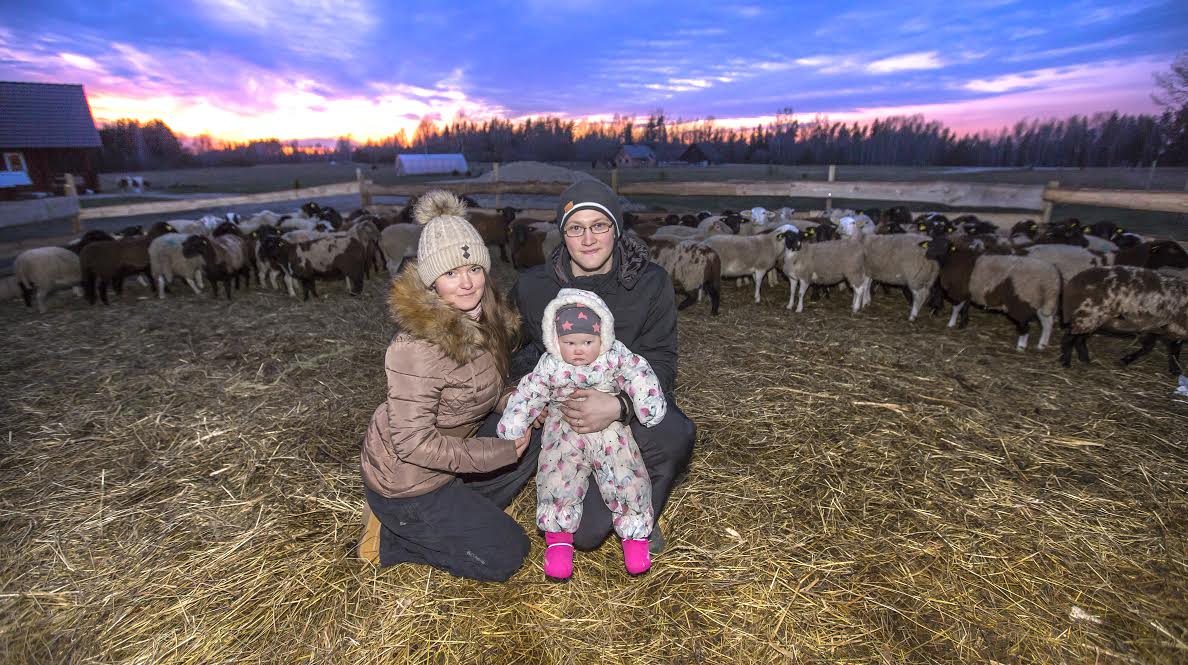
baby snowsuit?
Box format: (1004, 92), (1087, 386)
(497, 288), (667, 540)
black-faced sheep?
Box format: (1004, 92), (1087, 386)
(80, 221), (177, 305)
(1060, 266), (1187, 374)
(857, 233), (940, 321)
(645, 236), (722, 315)
(782, 235), (870, 313)
(924, 236), (1061, 350)
(149, 233), (206, 298)
(702, 225), (799, 304)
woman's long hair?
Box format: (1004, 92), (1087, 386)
(475, 274), (519, 381)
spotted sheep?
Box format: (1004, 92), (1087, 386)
(1060, 266), (1187, 374)
(262, 234), (366, 301)
(924, 236), (1061, 351)
(644, 236), (722, 315)
(182, 233), (249, 300)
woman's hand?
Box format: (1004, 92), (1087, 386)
(514, 429), (532, 457)
(560, 388), (620, 434)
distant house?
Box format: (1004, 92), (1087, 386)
(678, 142), (722, 166)
(0, 81), (102, 197)
(395, 153), (469, 176)
(615, 144), (656, 168)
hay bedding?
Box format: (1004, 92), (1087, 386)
(0, 267), (1185, 664)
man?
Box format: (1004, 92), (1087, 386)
(468, 179), (695, 553)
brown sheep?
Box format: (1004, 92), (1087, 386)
(81, 221), (176, 304)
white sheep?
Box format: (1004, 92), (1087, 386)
(652, 219), (732, 241)
(782, 239), (871, 313)
(148, 233), (206, 298)
(14, 247), (82, 313)
(646, 236), (722, 315)
(836, 214), (875, 238)
(1015, 244), (1111, 283)
(702, 224), (798, 304)
(380, 223), (424, 276)
(858, 233), (940, 321)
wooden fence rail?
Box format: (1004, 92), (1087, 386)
(59, 166), (1188, 234)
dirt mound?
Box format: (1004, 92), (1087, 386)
(467, 161), (596, 184)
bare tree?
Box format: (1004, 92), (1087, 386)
(1153, 51), (1188, 110)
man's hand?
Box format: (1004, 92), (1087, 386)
(559, 388), (620, 434)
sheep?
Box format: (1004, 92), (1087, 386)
(1114, 240), (1188, 271)
(913, 213), (956, 237)
(837, 214), (876, 238)
(1014, 244), (1111, 283)
(464, 208), (516, 263)
(782, 237), (871, 314)
(251, 225), (285, 289)
(856, 233), (940, 321)
(380, 223), (424, 276)
(63, 230), (116, 254)
(645, 236), (722, 315)
(301, 202), (343, 228)
(1083, 221), (1125, 243)
(80, 221), (177, 305)
(14, 247), (82, 313)
(702, 224), (799, 304)
(1060, 266), (1187, 374)
(509, 221), (556, 270)
(148, 233), (206, 298)
(165, 218), (212, 236)
(279, 216), (328, 233)
(213, 222), (255, 288)
(341, 219), (382, 276)
(953, 215), (999, 236)
(182, 234), (248, 300)
(263, 234), (366, 300)
(1035, 217), (1087, 246)
(700, 213), (743, 234)
(652, 218), (732, 241)
(923, 236), (1061, 350)
(1009, 220), (1039, 247)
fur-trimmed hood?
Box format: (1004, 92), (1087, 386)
(541, 288), (616, 359)
(387, 265), (520, 366)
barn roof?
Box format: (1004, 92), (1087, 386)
(619, 144), (655, 159)
(679, 142), (722, 163)
(0, 82), (101, 148)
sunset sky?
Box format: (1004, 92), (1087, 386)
(1, 1), (1185, 144)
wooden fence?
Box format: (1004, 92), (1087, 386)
(59, 166), (1188, 233)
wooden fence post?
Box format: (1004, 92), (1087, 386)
(824, 165), (836, 212)
(611, 168), (619, 194)
(1146, 160), (1157, 191)
(493, 162), (501, 209)
(357, 168), (372, 207)
(1041, 180), (1059, 225)
(64, 173), (82, 233)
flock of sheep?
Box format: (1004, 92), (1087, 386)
(10, 195), (1187, 376)
(624, 205), (1187, 373)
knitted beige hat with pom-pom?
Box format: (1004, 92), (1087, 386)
(413, 190), (491, 287)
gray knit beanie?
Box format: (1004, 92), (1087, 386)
(413, 190), (491, 287)
(556, 179), (623, 237)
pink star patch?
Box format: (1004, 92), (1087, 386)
(592, 322), (601, 332)
(562, 321), (573, 330)
(577, 311), (588, 319)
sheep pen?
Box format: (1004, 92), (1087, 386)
(0, 259), (1185, 664)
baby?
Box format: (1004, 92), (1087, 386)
(497, 288), (666, 581)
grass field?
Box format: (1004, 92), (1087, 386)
(1, 258), (1185, 663)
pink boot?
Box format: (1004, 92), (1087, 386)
(622, 538), (651, 576)
(543, 532), (574, 582)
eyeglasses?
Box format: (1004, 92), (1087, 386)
(563, 221), (614, 238)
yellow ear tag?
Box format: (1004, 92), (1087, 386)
(919, 224), (927, 231)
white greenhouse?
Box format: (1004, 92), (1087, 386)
(394, 153), (469, 175)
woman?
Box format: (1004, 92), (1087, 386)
(358, 190), (532, 582)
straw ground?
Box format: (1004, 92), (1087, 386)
(1, 264), (1185, 664)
